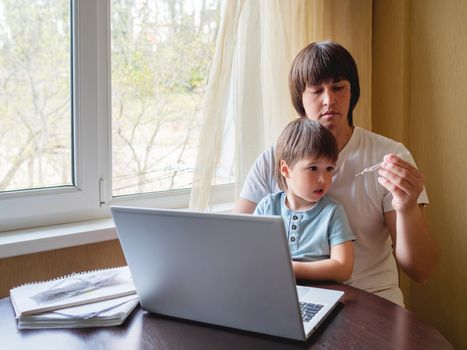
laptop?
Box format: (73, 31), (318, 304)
(111, 206), (344, 341)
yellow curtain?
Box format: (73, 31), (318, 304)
(189, 0), (372, 210)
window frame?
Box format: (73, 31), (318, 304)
(0, 0), (236, 233)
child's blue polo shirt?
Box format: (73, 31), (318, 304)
(254, 192), (355, 261)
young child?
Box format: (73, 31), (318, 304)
(254, 118), (355, 282)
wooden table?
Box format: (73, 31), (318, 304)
(1, 283), (453, 349)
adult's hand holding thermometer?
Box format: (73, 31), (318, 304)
(355, 151), (410, 177)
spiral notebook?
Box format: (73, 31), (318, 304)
(16, 294), (139, 329)
(10, 266), (137, 317)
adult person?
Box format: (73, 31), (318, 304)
(234, 40), (438, 306)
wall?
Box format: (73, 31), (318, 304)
(0, 240), (126, 298)
(372, 0), (412, 297)
(373, 1), (467, 349)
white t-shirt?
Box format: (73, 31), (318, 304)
(239, 126), (429, 306)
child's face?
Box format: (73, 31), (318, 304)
(281, 156), (335, 211)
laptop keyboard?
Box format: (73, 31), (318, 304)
(300, 302), (324, 322)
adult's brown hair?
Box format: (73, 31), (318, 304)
(288, 40), (360, 126)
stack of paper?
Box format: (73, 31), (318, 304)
(10, 266), (139, 329)
(16, 295), (139, 329)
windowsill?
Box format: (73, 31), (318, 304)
(0, 202), (235, 259)
(0, 218), (117, 259)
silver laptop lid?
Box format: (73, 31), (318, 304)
(111, 206), (306, 340)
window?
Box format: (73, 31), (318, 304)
(0, 0), (72, 193)
(0, 0), (233, 232)
(111, 0), (232, 197)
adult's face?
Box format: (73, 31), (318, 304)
(301, 79), (351, 134)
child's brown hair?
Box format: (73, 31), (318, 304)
(275, 119), (338, 191)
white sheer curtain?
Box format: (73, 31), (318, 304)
(188, 0), (246, 210)
(189, 0), (372, 210)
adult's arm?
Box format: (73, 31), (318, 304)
(379, 154), (438, 283)
(233, 147), (276, 214)
(233, 198), (257, 214)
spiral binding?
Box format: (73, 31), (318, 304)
(12, 266), (127, 290)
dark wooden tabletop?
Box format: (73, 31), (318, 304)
(1, 283), (453, 350)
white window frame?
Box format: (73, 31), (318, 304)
(0, 1), (104, 232)
(0, 0), (236, 233)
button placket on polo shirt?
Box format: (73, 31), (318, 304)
(288, 213), (302, 252)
